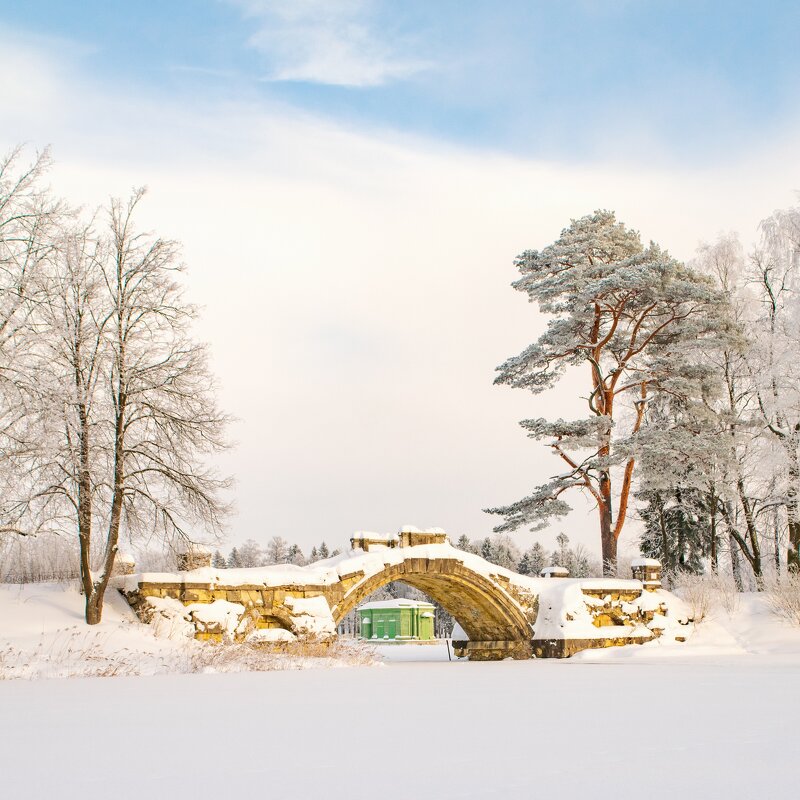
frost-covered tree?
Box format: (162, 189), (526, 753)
(693, 234), (773, 586)
(634, 388), (728, 574)
(286, 543), (305, 565)
(227, 547), (243, 568)
(487, 210), (731, 573)
(0, 147), (66, 538)
(455, 534), (475, 553)
(479, 536), (494, 562)
(517, 541), (548, 575)
(265, 535), (289, 564)
(318, 541), (329, 559)
(211, 549), (227, 568)
(11, 190), (231, 623)
(238, 538), (264, 568)
(749, 205), (800, 571)
(489, 533), (521, 570)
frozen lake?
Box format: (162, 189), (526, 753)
(2, 652), (798, 800)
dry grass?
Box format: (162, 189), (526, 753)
(189, 636), (378, 673)
(764, 573), (800, 626)
(671, 571), (740, 621)
(0, 631), (378, 681)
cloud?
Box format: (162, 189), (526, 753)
(228, 0), (433, 87)
(2, 32), (799, 557)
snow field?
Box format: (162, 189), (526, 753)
(1, 656), (798, 799)
(2, 583), (800, 798)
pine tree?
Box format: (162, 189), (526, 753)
(639, 487), (709, 574)
(318, 541), (329, 559)
(227, 547), (243, 568)
(487, 210), (731, 573)
(552, 533), (571, 568)
(455, 534), (474, 553)
(517, 542), (547, 575)
(309, 546), (318, 563)
(211, 550), (227, 568)
(479, 537), (494, 562)
(287, 544), (305, 565)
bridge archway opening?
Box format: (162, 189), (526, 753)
(331, 558), (533, 651)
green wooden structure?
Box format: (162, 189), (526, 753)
(357, 598), (435, 641)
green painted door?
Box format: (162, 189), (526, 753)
(388, 616), (397, 638)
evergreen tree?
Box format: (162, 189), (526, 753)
(517, 542), (548, 575)
(211, 550), (227, 569)
(489, 534), (521, 570)
(309, 546), (318, 563)
(455, 534), (473, 553)
(552, 533), (571, 568)
(287, 544), (305, 565)
(639, 488), (709, 574)
(318, 541), (330, 559)
(487, 210), (731, 573)
(480, 537), (494, 562)
(227, 547), (243, 568)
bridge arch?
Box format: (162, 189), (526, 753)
(331, 557), (534, 651)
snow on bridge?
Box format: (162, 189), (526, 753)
(114, 528), (691, 659)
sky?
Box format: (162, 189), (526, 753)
(1, 1), (799, 559)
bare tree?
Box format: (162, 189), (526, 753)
(749, 206), (800, 570)
(0, 146), (66, 537)
(14, 189), (232, 623)
(265, 535), (290, 564)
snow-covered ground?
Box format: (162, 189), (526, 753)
(2, 583), (800, 799)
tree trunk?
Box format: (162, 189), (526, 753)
(787, 445), (800, 572)
(709, 487), (718, 573)
(737, 479), (763, 587)
(659, 497), (669, 571)
(600, 495), (616, 575)
(730, 533), (743, 591)
(84, 588), (106, 626)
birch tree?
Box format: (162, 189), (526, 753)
(695, 234), (773, 586)
(487, 210), (731, 573)
(749, 205), (800, 571)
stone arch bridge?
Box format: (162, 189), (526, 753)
(117, 529), (675, 660)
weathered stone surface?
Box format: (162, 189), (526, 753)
(121, 552), (684, 659)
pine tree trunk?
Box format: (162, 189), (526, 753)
(600, 497), (616, 575)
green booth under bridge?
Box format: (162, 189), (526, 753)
(357, 599), (435, 641)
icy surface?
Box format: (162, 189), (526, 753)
(2, 583), (800, 797)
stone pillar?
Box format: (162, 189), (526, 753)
(111, 553), (136, 576)
(631, 558), (662, 591)
(540, 565), (569, 578)
(177, 546), (212, 572)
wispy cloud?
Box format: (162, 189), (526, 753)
(228, 0), (433, 87)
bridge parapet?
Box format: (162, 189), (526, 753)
(113, 539), (689, 658)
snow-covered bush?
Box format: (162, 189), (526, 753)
(765, 574), (800, 626)
(671, 571), (740, 621)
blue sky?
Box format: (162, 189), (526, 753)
(1, 2), (799, 552)
(4, 0), (799, 163)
